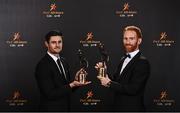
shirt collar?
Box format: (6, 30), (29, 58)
(127, 49), (139, 59)
(47, 51), (59, 62)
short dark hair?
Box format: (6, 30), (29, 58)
(123, 26), (142, 39)
(45, 30), (63, 43)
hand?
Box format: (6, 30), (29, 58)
(97, 75), (111, 87)
(95, 62), (107, 70)
(69, 80), (91, 88)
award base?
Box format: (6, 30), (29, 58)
(98, 67), (107, 78)
(78, 72), (87, 84)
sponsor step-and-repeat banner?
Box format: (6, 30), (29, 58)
(0, 0), (179, 111)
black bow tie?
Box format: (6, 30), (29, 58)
(124, 54), (131, 58)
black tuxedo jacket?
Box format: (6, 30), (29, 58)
(35, 53), (72, 111)
(110, 52), (150, 111)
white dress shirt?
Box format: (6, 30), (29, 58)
(120, 49), (139, 74)
(47, 51), (67, 79)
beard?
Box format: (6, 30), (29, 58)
(124, 44), (137, 52)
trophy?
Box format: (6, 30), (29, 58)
(98, 43), (109, 78)
(76, 49), (88, 83)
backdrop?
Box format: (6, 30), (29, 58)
(0, 0), (179, 111)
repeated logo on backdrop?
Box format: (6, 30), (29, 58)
(115, 3), (138, 17)
(80, 32), (101, 47)
(80, 90), (101, 106)
(153, 32), (175, 47)
(42, 0), (64, 18)
(5, 90), (28, 106)
(6, 32), (28, 47)
(153, 90), (175, 106)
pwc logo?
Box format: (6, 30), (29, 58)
(86, 91), (93, 99)
(50, 3), (57, 11)
(116, 2), (137, 17)
(153, 32), (175, 47)
(5, 90), (28, 106)
(80, 32), (101, 47)
(80, 90), (101, 106)
(153, 90), (175, 106)
(42, 1), (64, 18)
(6, 32), (28, 47)
(123, 3), (130, 11)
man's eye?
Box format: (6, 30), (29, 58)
(130, 37), (134, 40)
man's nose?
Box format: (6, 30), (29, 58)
(126, 39), (130, 44)
(55, 42), (60, 46)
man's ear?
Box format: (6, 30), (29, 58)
(45, 41), (48, 48)
(138, 38), (142, 45)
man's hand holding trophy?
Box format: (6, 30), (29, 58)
(95, 43), (111, 87)
(74, 49), (91, 85)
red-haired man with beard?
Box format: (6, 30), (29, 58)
(96, 26), (150, 111)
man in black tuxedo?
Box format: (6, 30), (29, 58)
(35, 30), (90, 111)
(96, 26), (150, 111)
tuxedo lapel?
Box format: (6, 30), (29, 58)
(119, 56), (126, 70)
(60, 57), (70, 82)
(120, 52), (141, 77)
(113, 56), (126, 80)
(46, 54), (68, 82)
